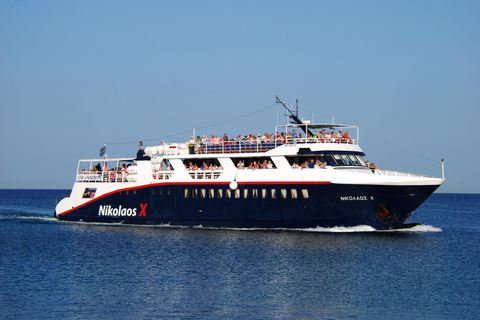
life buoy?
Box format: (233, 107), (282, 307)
(110, 171), (115, 180)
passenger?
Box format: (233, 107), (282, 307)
(237, 160), (245, 169)
(298, 133), (305, 143)
(267, 160), (273, 169)
(308, 159), (315, 169)
(301, 161), (308, 170)
(222, 133), (229, 142)
(325, 131), (332, 142)
(261, 160), (268, 169)
(189, 136), (195, 144)
(342, 131), (352, 144)
(292, 162), (299, 169)
(253, 161), (260, 170)
(336, 130), (343, 143)
(315, 160), (322, 169)
(195, 136), (203, 154)
(213, 135), (220, 145)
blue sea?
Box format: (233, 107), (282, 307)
(0, 190), (479, 319)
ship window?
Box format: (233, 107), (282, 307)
(167, 189), (170, 195)
(262, 189), (267, 198)
(281, 189), (287, 199)
(201, 189), (206, 198)
(133, 190), (136, 195)
(291, 189), (298, 199)
(244, 189), (249, 199)
(235, 189), (240, 198)
(159, 188), (163, 195)
(271, 189), (277, 199)
(192, 189), (198, 198)
(82, 188), (97, 198)
(333, 154), (346, 165)
(184, 189), (189, 198)
(252, 189), (258, 199)
(209, 189), (215, 198)
(126, 190), (129, 195)
(302, 189), (309, 198)
(325, 154), (338, 166)
(356, 155), (367, 166)
(226, 189), (231, 198)
(217, 189), (223, 198)
(340, 154), (352, 165)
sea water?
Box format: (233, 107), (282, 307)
(0, 190), (479, 319)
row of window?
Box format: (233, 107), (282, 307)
(183, 188), (309, 199)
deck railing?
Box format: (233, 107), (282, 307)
(190, 137), (358, 155)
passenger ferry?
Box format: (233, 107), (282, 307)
(54, 97), (445, 229)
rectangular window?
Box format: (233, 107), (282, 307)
(252, 189), (258, 199)
(244, 189), (249, 199)
(152, 189), (155, 195)
(201, 189), (206, 198)
(302, 189), (309, 198)
(209, 189), (215, 198)
(340, 154), (351, 166)
(291, 189), (298, 199)
(82, 188), (97, 199)
(356, 155), (367, 166)
(333, 154), (345, 165)
(184, 189), (189, 198)
(226, 189), (231, 198)
(348, 154), (360, 166)
(193, 189), (198, 198)
(281, 189), (287, 199)
(271, 189), (277, 199)
(262, 189), (267, 198)
(235, 189), (240, 198)
(217, 189), (223, 198)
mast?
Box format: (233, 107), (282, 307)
(275, 95), (314, 136)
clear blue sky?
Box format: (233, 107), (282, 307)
(1, 0), (479, 193)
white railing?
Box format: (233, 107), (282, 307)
(188, 170), (223, 180)
(186, 137), (358, 155)
(374, 169), (434, 179)
(76, 171), (135, 183)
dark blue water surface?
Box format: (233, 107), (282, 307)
(0, 190), (479, 319)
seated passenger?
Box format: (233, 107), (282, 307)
(308, 159), (315, 169)
(292, 162), (299, 169)
(267, 160), (273, 169)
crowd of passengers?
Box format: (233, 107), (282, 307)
(188, 129), (353, 148)
(78, 163), (132, 182)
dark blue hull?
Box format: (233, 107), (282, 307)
(57, 182), (440, 229)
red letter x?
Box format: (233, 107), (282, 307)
(139, 203), (148, 216)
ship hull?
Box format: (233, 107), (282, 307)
(56, 182), (440, 230)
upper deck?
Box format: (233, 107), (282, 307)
(145, 122), (360, 157)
